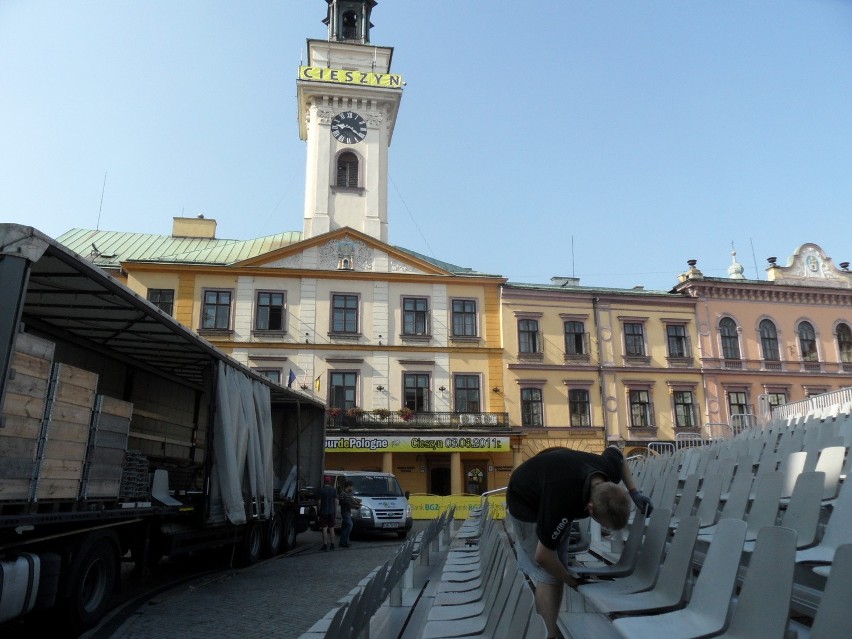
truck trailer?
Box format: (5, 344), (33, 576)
(0, 224), (325, 633)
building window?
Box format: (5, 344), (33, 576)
(451, 299), (477, 337)
(403, 373), (430, 412)
(798, 321), (818, 361)
(521, 388), (543, 427)
(147, 288), (174, 315)
(402, 297), (429, 336)
(336, 152), (359, 187)
(568, 389), (591, 427)
(331, 294), (359, 333)
(341, 10), (358, 39)
(629, 390), (654, 427)
(624, 322), (646, 357)
(254, 368), (281, 384)
(666, 324), (690, 358)
(201, 289), (231, 330)
(454, 375), (481, 413)
(759, 319), (780, 362)
(838, 323), (852, 363)
(719, 317), (740, 360)
(329, 371), (357, 409)
(728, 390), (750, 418)
(518, 319), (541, 354)
(766, 392), (787, 410)
(564, 321), (587, 357)
(673, 391), (696, 428)
(256, 291), (286, 331)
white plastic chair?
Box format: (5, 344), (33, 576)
(796, 475), (852, 564)
(610, 519), (747, 639)
(741, 471), (783, 541)
(571, 510), (646, 579)
(580, 516), (700, 616)
(711, 526), (797, 639)
(807, 543), (852, 639)
(576, 508), (672, 597)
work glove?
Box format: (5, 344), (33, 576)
(629, 489), (654, 516)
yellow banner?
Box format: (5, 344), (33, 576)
(298, 66), (403, 88)
(408, 494), (506, 520)
(326, 435), (510, 453)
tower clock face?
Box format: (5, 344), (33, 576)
(331, 111), (367, 144)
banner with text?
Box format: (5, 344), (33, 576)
(408, 494), (506, 520)
(325, 435), (510, 453)
(298, 66), (403, 88)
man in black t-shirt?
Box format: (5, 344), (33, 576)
(506, 446), (652, 639)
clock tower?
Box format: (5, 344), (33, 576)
(298, 0), (403, 243)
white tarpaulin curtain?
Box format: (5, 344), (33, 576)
(209, 361), (274, 525)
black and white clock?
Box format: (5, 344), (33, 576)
(331, 111), (367, 144)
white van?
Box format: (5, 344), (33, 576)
(325, 470), (413, 539)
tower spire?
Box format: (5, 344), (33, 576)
(323, 1), (376, 44)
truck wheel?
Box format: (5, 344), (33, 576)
(397, 529), (409, 539)
(238, 521), (263, 566)
(62, 533), (119, 632)
(282, 512), (297, 551)
(264, 511), (284, 557)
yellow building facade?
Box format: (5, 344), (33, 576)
(501, 280), (705, 459)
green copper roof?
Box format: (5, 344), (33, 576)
(57, 228), (303, 269)
(392, 246), (500, 277)
(55, 227), (497, 277)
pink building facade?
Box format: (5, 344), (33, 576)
(674, 243), (852, 430)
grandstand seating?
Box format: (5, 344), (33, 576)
(301, 391), (851, 638)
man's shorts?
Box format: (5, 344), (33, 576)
(318, 513), (335, 529)
(506, 511), (571, 586)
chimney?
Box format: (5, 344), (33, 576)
(172, 214), (216, 239)
(551, 276), (580, 287)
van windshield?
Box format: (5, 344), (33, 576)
(350, 475), (404, 497)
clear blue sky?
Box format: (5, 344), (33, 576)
(2, 1), (851, 290)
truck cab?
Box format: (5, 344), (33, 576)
(325, 471), (413, 539)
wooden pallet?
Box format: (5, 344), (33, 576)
(0, 332), (55, 500)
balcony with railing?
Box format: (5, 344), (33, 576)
(325, 410), (511, 432)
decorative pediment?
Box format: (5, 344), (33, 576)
(240, 231), (437, 275)
(767, 243), (852, 289)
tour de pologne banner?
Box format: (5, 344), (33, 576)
(325, 434), (511, 453)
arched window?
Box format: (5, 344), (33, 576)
(838, 323), (852, 363)
(336, 152), (359, 187)
(759, 319), (780, 362)
(798, 321), (818, 361)
(342, 11), (358, 39)
(719, 318), (740, 360)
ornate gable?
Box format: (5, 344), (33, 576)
(767, 243), (852, 289)
(236, 229), (446, 275)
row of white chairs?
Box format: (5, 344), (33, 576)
(298, 508), (455, 639)
(563, 508), (852, 639)
(418, 509), (546, 639)
(563, 412), (852, 639)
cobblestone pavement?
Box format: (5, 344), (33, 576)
(83, 523), (427, 639)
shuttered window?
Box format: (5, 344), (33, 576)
(337, 152), (359, 187)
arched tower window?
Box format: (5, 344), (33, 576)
(336, 152), (359, 187)
(719, 317), (740, 360)
(759, 319), (780, 362)
(837, 323), (852, 363)
(798, 321), (818, 361)
(342, 11), (358, 40)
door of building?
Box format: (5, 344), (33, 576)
(463, 460), (488, 495)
